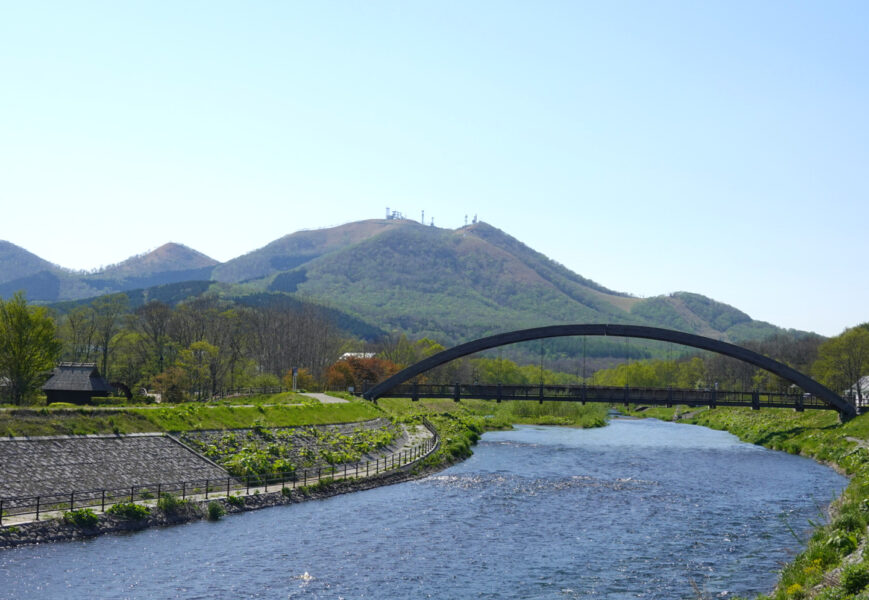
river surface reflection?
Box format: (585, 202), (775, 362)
(0, 419), (848, 599)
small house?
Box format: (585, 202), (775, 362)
(42, 363), (114, 405)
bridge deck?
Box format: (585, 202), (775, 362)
(374, 383), (838, 412)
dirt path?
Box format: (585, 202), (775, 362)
(301, 392), (348, 404)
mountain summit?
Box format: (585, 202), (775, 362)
(95, 243), (218, 278)
(0, 220), (783, 346)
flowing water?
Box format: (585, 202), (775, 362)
(0, 419), (848, 599)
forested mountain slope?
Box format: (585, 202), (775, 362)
(1, 220), (789, 350)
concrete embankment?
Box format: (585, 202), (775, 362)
(0, 448), (450, 549)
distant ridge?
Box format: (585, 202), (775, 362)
(0, 219), (790, 347)
(94, 243), (218, 278)
(0, 241), (61, 285)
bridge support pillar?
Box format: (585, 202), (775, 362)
(581, 384), (587, 405)
(795, 394), (804, 412)
(539, 383), (544, 404)
(666, 387), (672, 408)
(412, 381), (419, 403)
(624, 385), (629, 407)
(453, 382), (460, 403)
(497, 383), (502, 403)
(752, 391), (760, 411)
(710, 389), (717, 410)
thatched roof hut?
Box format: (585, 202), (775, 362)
(42, 363), (114, 405)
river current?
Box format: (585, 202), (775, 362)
(0, 418), (847, 599)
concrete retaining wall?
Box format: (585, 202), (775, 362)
(0, 434), (230, 498)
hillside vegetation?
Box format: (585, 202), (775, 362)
(1, 219), (794, 362)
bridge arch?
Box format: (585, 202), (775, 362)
(363, 324), (855, 418)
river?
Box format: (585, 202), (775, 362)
(0, 418), (848, 599)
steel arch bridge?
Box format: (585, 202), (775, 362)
(362, 324), (856, 419)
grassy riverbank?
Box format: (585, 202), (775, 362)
(623, 405), (869, 600)
(372, 398), (608, 473)
(0, 395), (382, 437)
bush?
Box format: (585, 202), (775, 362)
(157, 492), (188, 515)
(841, 563), (869, 594)
(63, 508), (99, 528)
(281, 486), (292, 497)
(106, 502), (150, 520)
(206, 501), (225, 521)
(814, 588), (849, 600)
(226, 495), (245, 508)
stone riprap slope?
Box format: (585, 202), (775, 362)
(0, 434), (229, 499)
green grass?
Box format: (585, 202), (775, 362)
(376, 397), (607, 429)
(0, 397), (383, 436)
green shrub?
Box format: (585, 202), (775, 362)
(827, 531), (859, 555)
(207, 501), (225, 521)
(157, 492), (188, 515)
(281, 486), (292, 497)
(1, 525), (19, 534)
(226, 495), (245, 508)
(813, 588), (848, 600)
(833, 509), (866, 533)
(63, 508), (99, 528)
(106, 502), (150, 520)
(842, 563), (869, 594)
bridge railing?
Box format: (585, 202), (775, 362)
(374, 382), (834, 411)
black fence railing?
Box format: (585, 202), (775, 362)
(375, 382), (840, 412)
(0, 423), (439, 526)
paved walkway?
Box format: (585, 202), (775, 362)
(301, 392), (349, 404)
(0, 424), (436, 527)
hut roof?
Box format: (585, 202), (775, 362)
(42, 363), (114, 393)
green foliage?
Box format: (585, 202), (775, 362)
(63, 508), (99, 528)
(157, 492), (188, 515)
(206, 501), (226, 521)
(298, 477), (336, 495)
(841, 563), (869, 594)
(226, 494), (245, 508)
(814, 325), (869, 399)
(106, 502), (151, 520)
(185, 421), (400, 481)
(0, 292), (62, 405)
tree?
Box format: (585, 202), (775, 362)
(132, 300), (173, 376)
(813, 325), (869, 403)
(176, 341), (222, 400)
(91, 293), (129, 378)
(325, 356), (401, 391)
(0, 292), (62, 404)
(60, 305), (97, 363)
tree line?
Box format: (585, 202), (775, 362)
(0, 289), (867, 405)
(0, 292), (347, 404)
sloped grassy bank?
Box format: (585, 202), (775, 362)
(0, 396), (607, 548)
(0, 394), (382, 437)
(624, 405), (869, 600)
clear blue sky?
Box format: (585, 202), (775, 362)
(1, 1), (867, 337)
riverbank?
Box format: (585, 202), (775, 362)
(623, 405), (869, 600)
(0, 446), (459, 549)
(0, 398), (605, 549)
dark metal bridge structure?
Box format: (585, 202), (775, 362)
(362, 324), (859, 420)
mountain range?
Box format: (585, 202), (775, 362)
(0, 219), (788, 348)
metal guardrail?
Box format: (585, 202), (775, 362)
(0, 429), (439, 526)
(377, 382), (839, 412)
